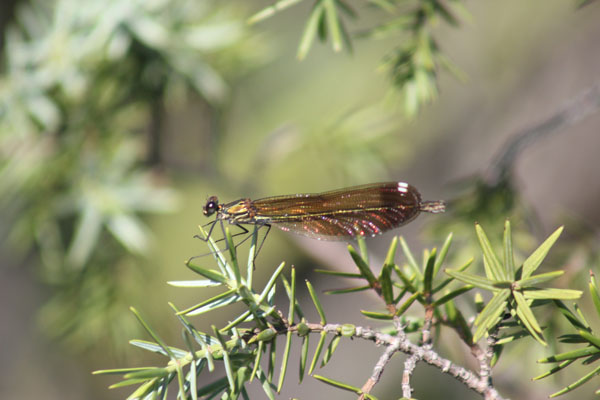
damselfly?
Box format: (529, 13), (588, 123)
(198, 182), (445, 256)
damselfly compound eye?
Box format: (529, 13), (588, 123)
(203, 196), (219, 217)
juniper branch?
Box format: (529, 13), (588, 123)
(274, 321), (508, 400)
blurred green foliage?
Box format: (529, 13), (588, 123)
(0, 0), (262, 350)
(249, 0), (469, 116)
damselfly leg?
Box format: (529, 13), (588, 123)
(193, 219), (249, 246)
(189, 219), (271, 264)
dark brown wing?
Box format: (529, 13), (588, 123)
(251, 182), (422, 240)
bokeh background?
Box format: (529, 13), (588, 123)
(1, 0), (600, 399)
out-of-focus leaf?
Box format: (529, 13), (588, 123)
(185, 260), (227, 284)
(445, 298), (472, 344)
(361, 310), (393, 320)
(107, 214), (149, 254)
(523, 288), (582, 300)
(324, 285), (371, 295)
(124, 368), (169, 379)
(299, 335), (309, 383)
(548, 365), (600, 398)
(281, 275), (305, 321)
(306, 280), (327, 324)
(323, 0), (343, 52)
(393, 264), (418, 293)
(554, 300), (589, 330)
(314, 269), (363, 278)
(522, 227), (564, 279)
(127, 378), (158, 399)
(277, 331), (293, 392)
(308, 331), (327, 375)
(533, 360), (575, 380)
(107, 378), (148, 389)
(589, 272), (600, 316)
(129, 340), (187, 359)
(578, 330), (600, 349)
(196, 376), (229, 397)
(399, 236), (421, 279)
(167, 279), (223, 288)
(66, 204), (103, 267)
(248, 0), (304, 25)
(422, 247), (436, 293)
(348, 242), (377, 286)
(433, 258), (473, 293)
(445, 269), (496, 291)
(130, 307), (175, 359)
(433, 233), (452, 276)
(395, 291), (420, 316)
(432, 285), (473, 307)
(257, 262), (286, 303)
(93, 367), (161, 376)
(503, 220), (515, 277)
(514, 291), (545, 345)
(313, 374), (376, 399)
(473, 289), (510, 342)
(539, 346), (600, 363)
(475, 223), (505, 281)
(178, 289), (240, 316)
(297, 1), (325, 60)
(517, 271), (564, 287)
(255, 367), (276, 400)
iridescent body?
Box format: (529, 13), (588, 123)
(202, 182), (445, 241)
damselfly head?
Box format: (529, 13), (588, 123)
(203, 196), (219, 217)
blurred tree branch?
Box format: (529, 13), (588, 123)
(488, 81), (600, 186)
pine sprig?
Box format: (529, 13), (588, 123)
(95, 221), (586, 399)
(447, 221), (581, 345)
(536, 272), (600, 397)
